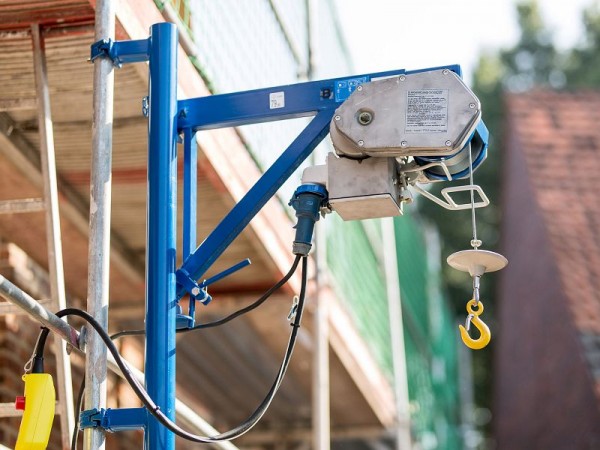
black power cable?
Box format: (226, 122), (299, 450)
(71, 375), (85, 450)
(33, 255), (306, 446)
(110, 254), (302, 340)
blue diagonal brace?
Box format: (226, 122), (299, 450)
(176, 110), (334, 299)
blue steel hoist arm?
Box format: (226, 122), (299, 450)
(177, 65), (460, 131)
(174, 64), (463, 300)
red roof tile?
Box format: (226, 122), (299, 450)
(506, 89), (600, 397)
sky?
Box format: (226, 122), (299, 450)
(335, 0), (594, 84)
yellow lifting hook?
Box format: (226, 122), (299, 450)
(459, 299), (490, 350)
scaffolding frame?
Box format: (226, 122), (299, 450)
(84, 0), (116, 448)
(0, 5), (439, 448)
(0, 23), (76, 450)
(0, 274), (239, 450)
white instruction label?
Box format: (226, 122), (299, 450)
(405, 89), (448, 133)
(269, 91), (285, 109)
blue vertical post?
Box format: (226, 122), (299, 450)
(183, 128), (197, 320)
(145, 22), (178, 450)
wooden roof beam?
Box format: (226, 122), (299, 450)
(0, 112), (145, 285)
(0, 2), (95, 31)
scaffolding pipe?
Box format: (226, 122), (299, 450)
(86, 1), (115, 450)
(31, 23), (75, 449)
(307, 2), (331, 448)
(312, 221), (331, 450)
(381, 218), (412, 450)
(0, 275), (241, 450)
(0, 275), (80, 349)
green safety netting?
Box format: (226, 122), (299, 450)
(327, 213), (462, 449)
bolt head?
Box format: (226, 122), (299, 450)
(442, 69), (449, 75)
(358, 140), (364, 147)
(401, 141), (408, 147)
(357, 110), (373, 125)
(191, 287), (200, 296)
(334, 115), (341, 121)
(357, 85), (363, 91)
(399, 75), (406, 81)
(469, 103), (476, 109)
(445, 140), (452, 146)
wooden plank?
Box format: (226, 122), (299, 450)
(0, 3), (94, 31)
(0, 112), (145, 285)
(0, 198), (45, 214)
(0, 98), (37, 111)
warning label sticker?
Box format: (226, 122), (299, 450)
(269, 91), (285, 109)
(405, 89), (448, 133)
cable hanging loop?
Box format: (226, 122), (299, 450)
(33, 256), (309, 445)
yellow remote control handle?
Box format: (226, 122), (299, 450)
(15, 374), (55, 450)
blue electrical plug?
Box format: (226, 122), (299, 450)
(289, 184), (328, 256)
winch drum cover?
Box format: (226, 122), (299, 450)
(330, 69), (481, 159)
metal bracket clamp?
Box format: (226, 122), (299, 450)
(79, 408), (104, 430)
(175, 269), (211, 304)
(90, 38), (150, 68)
(175, 259), (250, 328)
(80, 408), (147, 432)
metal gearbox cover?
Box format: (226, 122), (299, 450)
(330, 69), (481, 158)
(326, 153), (402, 221)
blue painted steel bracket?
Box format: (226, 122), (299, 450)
(90, 38), (150, 67)
(80, 407), (147, 432)
(176, 65), (461, 131)
(85, 24), (471, 447)
(175, 109), (335, 299)
(177, 70), (394, 131)
(175, 268), (210, 304)
(175, 259), (251, 323)
(334, 76), (368, 102)
(174, 64), (463, 298)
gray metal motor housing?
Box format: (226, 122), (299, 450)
(330, 69), (481, 159)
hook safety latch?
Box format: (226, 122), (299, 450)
(459, 299), (491, 350)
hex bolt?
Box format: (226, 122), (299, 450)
(334, 115), (341, 121)
(445, 140), (452, 146)
(357, 110), (373, 125)
(401, 141), (408, 147)
(443, 69), (449, 75)
(358, 140), (364, 147)
(399, 75), (406, 81)
(357, 85), (363, 91)
(191, 287), (201, 296)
